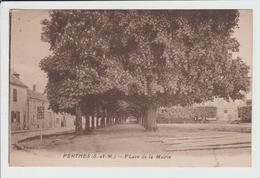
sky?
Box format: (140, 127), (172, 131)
(10, 10), (253, 93)
(11, 10), (50, 93)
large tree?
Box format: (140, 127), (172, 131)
(40, 11), (132, 133)
(40, 10), (250, 131)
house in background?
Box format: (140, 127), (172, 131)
(27, 85), (52, 130)
(198, 99), (244, 122)
(196, 91), (251, 122)
(9, 70), (29, 131)
(50, 112), (75, 129)
(194, 76), (252, 122)
(28, 85), (75, 130)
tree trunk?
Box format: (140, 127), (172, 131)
(100, 108), (105, 128)
(96, 106), (101, 129)
(102, 117), (106, 127)
(75, 104), (83, 134)
(96, 117), (99, 129)
(91, 115), (95, 129)
(93, 106), (97, 129)
(144, 104), (158, 131)
(110, 117), (112, 125)
(84, 114), (90, 133)
(139, 117), (143, 125)
(107, 115), (110, 125)
(143, 115), (148, 129)
(107, 111), (110, 125)
(89, 116), (93, 129)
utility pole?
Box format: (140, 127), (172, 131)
(37, 106), (44, 143)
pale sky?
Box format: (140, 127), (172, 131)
(10, 10), (253, 93)
(11, 10), (50, 93)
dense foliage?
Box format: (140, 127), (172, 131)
(40, 10), (250, 131)
(158, 106), (217, 123)
(238, 106), (252, 122)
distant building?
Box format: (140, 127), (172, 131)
(9, 70), (29, 131)
(28, 86), (74, 129)
(195, 77), (252, 122)
(196, 93), (251, 122)
(27, 87), (51, 129)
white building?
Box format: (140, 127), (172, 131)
(9, 70), (29, 131)
(10, 69), (75, 132)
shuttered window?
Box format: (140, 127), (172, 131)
(10, 111), (20, 123)
(13, 88), (17, 102)
(11, 111), (16, 122)
(16, 111), (20, 123)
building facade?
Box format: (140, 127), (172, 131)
(9, 71), (29, 131)
(27, 88), (52, 130)
(9, 70), (75, 132)
(196, 96), (251, 122)
(28, 88), (75, 130)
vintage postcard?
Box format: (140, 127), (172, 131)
(1, 2), (259, 178)
(7, 8), (252, 167)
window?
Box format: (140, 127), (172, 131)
(23, 112), (27, 129)
(13, 88), (17, 102)
(11, 111), (20, 123)
(32, 115), (36, 124)
(16, 111), (20, 123)
(11, 111), (16, 123)
(224, 109), (228, 114)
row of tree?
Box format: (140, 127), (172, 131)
(40, 10), (250, 133)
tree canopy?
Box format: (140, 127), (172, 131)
(40, 10), (250, 131)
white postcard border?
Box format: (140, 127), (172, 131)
(1, 1), (260, 178)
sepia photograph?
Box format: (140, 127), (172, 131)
(7, 8), (252, 167)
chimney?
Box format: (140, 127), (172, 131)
(33, 84), (36, 91)
(13, 73), (20, 79)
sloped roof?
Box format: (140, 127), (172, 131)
(10, 74), (28, 88)
(27, 89), (48, 102)
(10, 69), (18, 75)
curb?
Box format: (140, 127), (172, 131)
(12, 129), (75, 151)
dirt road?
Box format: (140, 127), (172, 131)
(10, 123), (251, 166)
